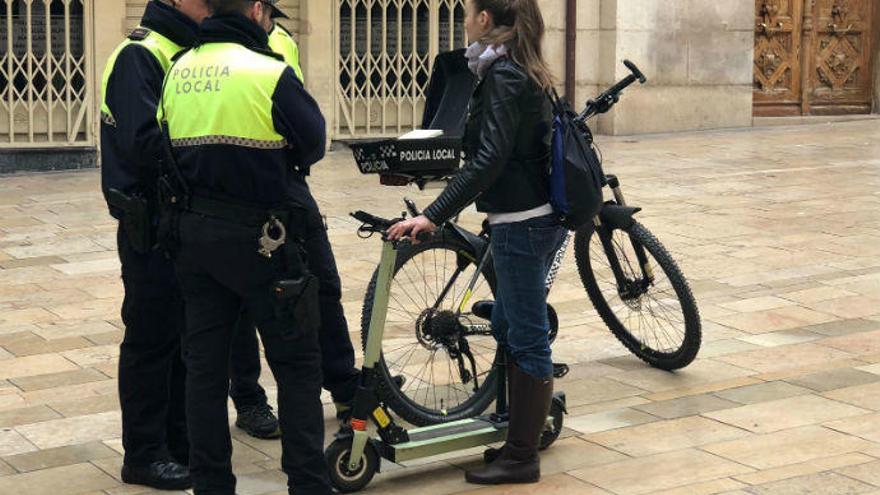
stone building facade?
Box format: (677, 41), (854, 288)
(0, 0), (877, 171)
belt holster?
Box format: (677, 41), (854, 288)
(108, 188), (154, 254)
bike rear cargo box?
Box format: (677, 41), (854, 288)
(351, 136), (462, 179)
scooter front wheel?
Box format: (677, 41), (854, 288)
(325, 438), (380, 493)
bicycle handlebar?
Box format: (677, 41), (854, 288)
(350, 210), (433, 242)
(351, 210), (396, 231)
(579, 59), (647, 121)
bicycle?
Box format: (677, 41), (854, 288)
(353, 60), (702, 427)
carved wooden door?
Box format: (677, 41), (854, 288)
(754, 0), (805, 116)
(808, 0), (875, 114)
(754, 0), (876, 116)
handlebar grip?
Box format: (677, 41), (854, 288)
(350, 210), (394, 229)
(623, 59), (647, 84)
(413, 232), (434, 243)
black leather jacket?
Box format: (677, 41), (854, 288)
(422, 57), (552, 226)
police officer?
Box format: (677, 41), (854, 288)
(101, 0), (280, 488)
(158, 0), (332, 493)
(100, 0), (209, 489)
(227, 1), (371, 434)
(224, 4), (302, 440)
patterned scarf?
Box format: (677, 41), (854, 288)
(465, 42), (508, 79)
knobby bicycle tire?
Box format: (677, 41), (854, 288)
(574, 221), (701, 370)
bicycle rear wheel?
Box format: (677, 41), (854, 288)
(361, 231), (499, 426)
(575, 220), (701, 370)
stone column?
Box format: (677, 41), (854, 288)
(600, 0), (755, 135)
(299, 0), (335, 143)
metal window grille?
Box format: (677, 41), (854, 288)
(0, 0), (93, 148)
(335, 0), (466, 139)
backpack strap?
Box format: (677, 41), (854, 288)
(546, 88), (567, 116)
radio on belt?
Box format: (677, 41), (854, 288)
(351, 130), (462, 189)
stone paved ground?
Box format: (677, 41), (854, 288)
(1, 119), (880, 495)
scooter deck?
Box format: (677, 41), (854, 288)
(376, 416), (507, 463)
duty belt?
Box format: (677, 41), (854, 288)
(187, 193), (296, 259)
(188, 193), (290, 227)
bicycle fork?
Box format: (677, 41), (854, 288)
(598, 176), (655, 293)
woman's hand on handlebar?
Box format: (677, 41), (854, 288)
(387, 215), (437, 244)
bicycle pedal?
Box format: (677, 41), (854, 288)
(552, 363), (570, 379)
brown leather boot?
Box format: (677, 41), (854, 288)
(466, 364), (553, 485)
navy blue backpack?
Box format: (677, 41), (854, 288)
(548, 90), (606, 230)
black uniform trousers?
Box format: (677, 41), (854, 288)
(229, 206), (358, 410)
(174, 211), (331, 495)
(117, 226), (189, 466)
(117, 223), (268, 467)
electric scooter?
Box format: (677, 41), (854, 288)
(324, 210), (567, 493)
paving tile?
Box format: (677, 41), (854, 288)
(780, 286), (859, 304)
(820, 330), (880, 356)
(0, 429), (38, 457)
(744, 471), (877, 494)
(567, 396), (653, 417)
(1, 335), (93, 357)
(565, 407), (658, 435)
(632, 394), (741, 419)
(704, 393), (868, 434)
(0, 354), (79, 381)
(858, 363), (880, 376)
(698, 339), (763, 358)
(803, 296), (880, 319)
(835, 460), (880, 487)
(732, 452), (876, 486)
(585, 416), (751, 456)
(49, 393), (120, 418)
(569, 449), (753, 495)
(1, 441), (118, 473)
(32, 320), (120, 340)
(645, 478), (747, 495)
(8, 367), (108, 392)
(0, 458), (14, 476)
(800, 318), (880, 337)
(716, 343), (855, 374)
(719, 297), (795, 313)
(644, 377), (763, 402)
(15, 411), (121, 449)
(458, 473), (610, 494)
(0, 462), (118, 494)
(59, 344), (120, 367)
(736, 330), (820, 348)
(712, 306), (837, 334)
(0, 405), (62, 428)
(557, 377), (647, 408)
(702, 426), (873, 470)
(785, 367), (880, 392)
(824, 382), (880, 410)
(606, 359), (754, 393)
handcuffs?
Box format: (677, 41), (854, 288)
(258, 216), (287, 258)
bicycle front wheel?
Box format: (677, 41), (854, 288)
(360, 231), (499, 426)
(575, 220), (701, 370)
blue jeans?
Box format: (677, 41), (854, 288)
(490, 214), (567, 380)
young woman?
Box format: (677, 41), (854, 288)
(387, 0), (565, 485)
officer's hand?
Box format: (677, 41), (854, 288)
(387, 215), (437, 244)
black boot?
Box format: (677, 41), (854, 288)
(121, 460), (192, 490)
(483, 360), (514, 464)
(466, 364), (553, 485)
(235, 403), (281, 439)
